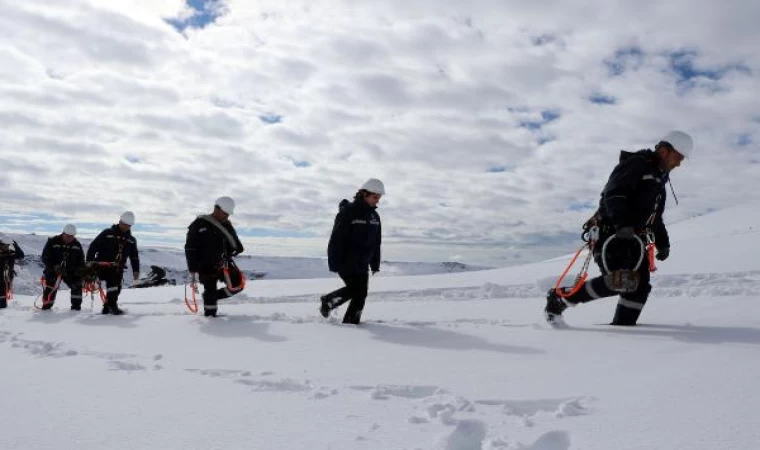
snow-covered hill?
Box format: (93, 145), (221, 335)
(2, 203), (760, 450)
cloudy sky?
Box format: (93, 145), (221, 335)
(1, 0), (758, 265)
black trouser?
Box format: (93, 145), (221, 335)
(42, 272), (83, 309)
(563, 235), (652, 325)
(199, 266), (244, 314)
(99, 267), (124, 310)
(0, 277), (9, 309)
(323, 273), (369, 324)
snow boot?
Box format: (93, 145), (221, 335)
(319, 295), (332, 318)
(544, 289), (569, 326)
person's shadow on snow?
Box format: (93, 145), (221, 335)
(363, 323), (543, 355)
(198, 315), (288, 343)
(74, 313), (142, 329)
(578, 323), (760, 346)
(27, 310), (78, 324)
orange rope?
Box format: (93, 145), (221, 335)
(554, 225), (599, 299)
(223, 266), (246, 292)
(83, 280), (107, 305)
(185, 278), (198, 314)
(34, 275), (62, 310)
(554, 245), (592, 298)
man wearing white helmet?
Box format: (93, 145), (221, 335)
(545, 131), (693, 326)
(320, 179), (384, 324)
(0, 234), (25, 309)
(40, 224), (86, 310)
(86, 211), (140, 315)
(185, 197), (245, 317)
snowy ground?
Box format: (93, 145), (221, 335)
(2, 204), (760, 450)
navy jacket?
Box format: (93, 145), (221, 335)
(185, 215), (244, 274)
(42, 235), (85, 275)
(327, 198), (381, 275)
(598, 149), (670, 249)
(86, 225), (140, 272)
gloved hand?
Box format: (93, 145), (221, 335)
(656, 247), (670, 261)
(54, 264), (64, 275)
(615, 226), (636, 239)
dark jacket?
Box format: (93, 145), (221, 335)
(185, 215), (244, 274)
(0, 241), (24, 280)
(598, 149), (670, 249)
(41, 235), (85, 276)
(86, 225), (140, 272)
(327, 198), (382, 275)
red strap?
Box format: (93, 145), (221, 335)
(647, 243), (657, 272)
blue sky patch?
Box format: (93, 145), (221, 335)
(260, 114), (283, 125)
(667, 50), (752, 88)
(736, 134), (753, 146)
(520, 109), (560, 130)
(165, 0), (226, 33)
(605, 46), (645, 76)
(568, 201), (595, 212)
(589, 93), (616, 105)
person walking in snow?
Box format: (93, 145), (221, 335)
(545, 131), (693, 326)
(40, 224), (86, 310)
(185, 197), (245, 317)
(87, 212), (140, 315)
(0, 234), (24, 309)
(320, 179), (384, 324)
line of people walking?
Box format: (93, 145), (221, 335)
(1, 130), (693, 326)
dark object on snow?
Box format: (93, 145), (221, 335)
(133, 265), (175, 289)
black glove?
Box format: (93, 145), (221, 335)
(656, 247), (670, 261)
(614, 226), (636, 239)
(54, 265), (66, 276)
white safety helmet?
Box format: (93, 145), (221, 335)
(0, 234), (14, 246)
(62, 224), (77, 236)
(659, 131), (694, 158)
(120, 211), (136, 226)
(215, 196), (235, 215)
(360, 178), (385, 195)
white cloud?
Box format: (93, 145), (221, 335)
(1, 0), (759, 265)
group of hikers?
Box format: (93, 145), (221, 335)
(0, 130), (692, 326)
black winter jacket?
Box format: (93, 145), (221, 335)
(598, 149), (670, 249)
(86, 225), (140, 272)
(327, 198), (381, 275)
(185, 215), (244, 274)
(42, 235), (85, 275)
